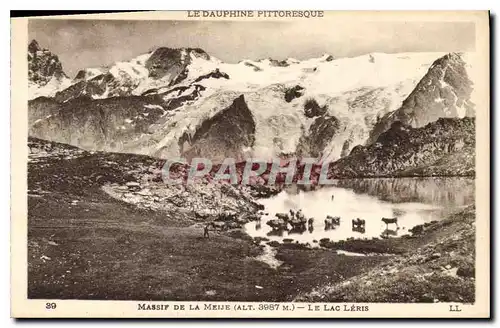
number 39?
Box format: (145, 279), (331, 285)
(45, 302), (57, 310)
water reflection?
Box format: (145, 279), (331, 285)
(381, 228), (398, 239)
(352, 225), (366, 235)
(334, 177), (474, 206)
(245, 177), (474, 244)
(266, 229), (287, 238)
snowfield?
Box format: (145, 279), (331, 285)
(137, 52), (446, 160)
(28, 76), (72, 100)
(30, 48), (474, 161)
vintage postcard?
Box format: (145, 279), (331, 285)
(11, 10), (490, 318)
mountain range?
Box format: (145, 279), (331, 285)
(27, 40), (477, 177)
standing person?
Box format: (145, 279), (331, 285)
(203, 224), (210, 239)
(331, 194), (334, 201)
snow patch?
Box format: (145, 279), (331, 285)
(29, 76), (72, 100)
(144, 104), (164, 110)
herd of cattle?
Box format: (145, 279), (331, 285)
(264, 210), (399, 234)
(201, 208), (400, 237)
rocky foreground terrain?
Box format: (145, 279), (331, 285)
(28, 137), (261, 220)
(27, 137), (379, 300)
(28, 137), (475, 302)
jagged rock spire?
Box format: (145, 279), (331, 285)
(28, 39), (41, 53)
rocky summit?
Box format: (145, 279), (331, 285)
(368, 53), (475, 143)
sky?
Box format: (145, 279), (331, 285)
(28, 19), (476, 78)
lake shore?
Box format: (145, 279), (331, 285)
(27, 139), (475, 302)
(294, 205), (476, 303)
(28, 184), (475, 302)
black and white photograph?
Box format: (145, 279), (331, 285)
(10, 10), (490, 318)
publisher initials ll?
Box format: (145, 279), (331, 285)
(449, 305), (462, 312)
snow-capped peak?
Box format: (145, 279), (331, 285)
(28, 40), (72, 99)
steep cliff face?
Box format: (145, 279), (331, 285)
(28, 40), (72, 99)
(54, 72), (115, 102)
(330, 117), (475, 178)
(29, 96), (168, 152)
(178, 95), (256, 163)
(368, 53), (475, 144)
(145, 47), (209, 81)
(296, 115), (340, 158)
(28, 97), (61, 126)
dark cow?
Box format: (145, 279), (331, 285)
(255, 220), (262, 230)
(289, 224), (307, 234)
(329, 216), (340, 225)
(325, 215), (340, 230)
(289, 215), (307, 230)
(381, 217), (399, 229)
(307, 218), (314, 232)
(324, 220), (332, 230)
(267, 218), (288, 230)
(275, 212), (290, 222)
(218, 212), (237, 222)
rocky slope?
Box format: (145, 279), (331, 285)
(27, 137), (279, 301)
(29, 96), (169, 152)
(178, 95), (256, 163)
(27, 136), (398, 302)
(28, 39), (453, 161)
(28, 96), (61, 126)
(296, 114), (340, 158)
(368, 53), (475, 144)
(28, 137), (262, 217)
(330, 117), (475, 178)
